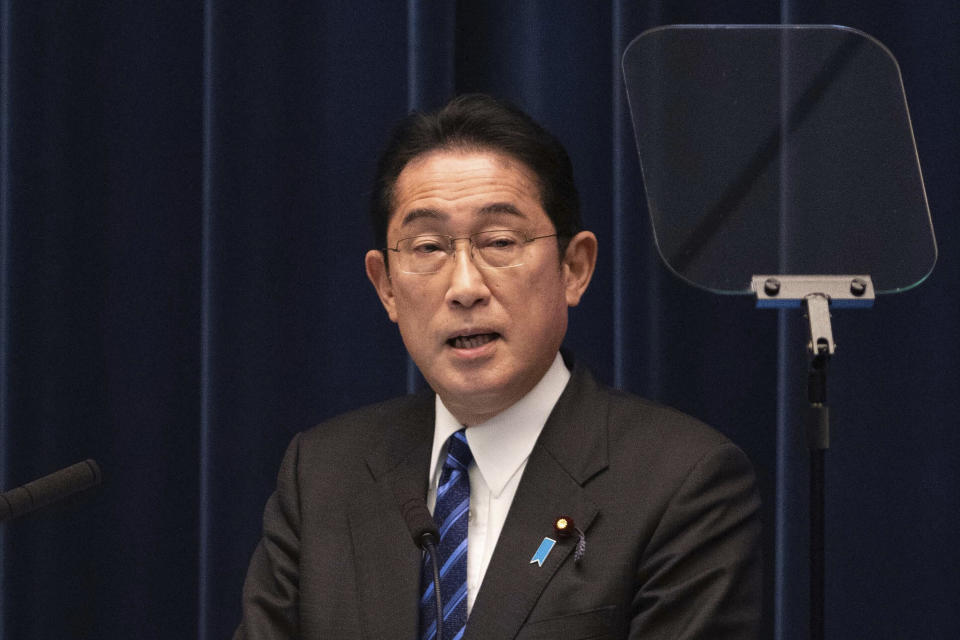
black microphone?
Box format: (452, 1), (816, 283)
(398, 494), (439, 549)
(0, 459), (102, 523)
(395, 489), (444, 640)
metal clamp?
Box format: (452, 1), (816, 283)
(752, 275), (875, 309)
(752, 275), (875, 357)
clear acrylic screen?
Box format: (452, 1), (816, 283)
(622, 25), (936, 294)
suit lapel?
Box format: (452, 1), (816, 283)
(465, 364), (609, 639)
(349, 394), (434, 640)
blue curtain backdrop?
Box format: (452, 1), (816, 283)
(1, 1), (957, 638)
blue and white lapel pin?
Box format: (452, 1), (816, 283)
(530, 537), (556, 567)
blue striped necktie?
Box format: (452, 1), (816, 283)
(419, 429), (472, 640)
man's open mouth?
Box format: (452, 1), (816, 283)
(448, 333), (500, 349)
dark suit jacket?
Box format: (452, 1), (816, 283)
(235, 362), (761, 639)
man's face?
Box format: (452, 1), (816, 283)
(365, 149), (596, 425)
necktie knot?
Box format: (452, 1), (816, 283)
(444, 429), (473, 473)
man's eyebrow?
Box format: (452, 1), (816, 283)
(476, 202), (526, 218)
(399, 208), (448, 227)
(399, 202), (526, 227)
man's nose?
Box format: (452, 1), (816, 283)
(445, 239), (490, 308)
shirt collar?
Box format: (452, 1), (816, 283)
(431, 353), (571, 497)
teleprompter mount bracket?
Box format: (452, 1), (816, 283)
(751, 275), (875, 356)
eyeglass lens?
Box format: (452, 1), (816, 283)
(396, 230), (528, 273)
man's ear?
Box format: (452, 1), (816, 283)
(561, 231), (598, 307)
(365, 250), (399, 323)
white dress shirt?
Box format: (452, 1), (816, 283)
(426, 352), (571, 614)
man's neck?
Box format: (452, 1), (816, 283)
(436, 353), (570, 427)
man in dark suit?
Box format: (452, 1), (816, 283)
(235, 94), (761, 639)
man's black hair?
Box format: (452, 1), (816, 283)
(370, 94), (582, 251)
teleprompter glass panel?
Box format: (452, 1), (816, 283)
(622, 25), (936, 294)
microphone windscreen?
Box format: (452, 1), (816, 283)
(0, 459), (102, 522)
(399, 497), (439, 548)
(392, 475), (438, 549)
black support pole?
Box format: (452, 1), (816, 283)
(807, 351), (829, 640)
